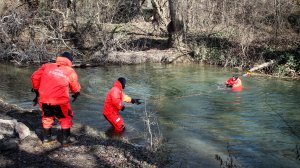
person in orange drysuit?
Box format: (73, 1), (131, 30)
(31, 52), (81, 146)
(103, 77), (142, 135)
(225, 75), (243, 91)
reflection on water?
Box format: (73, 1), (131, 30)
(0, 63), (300, 168)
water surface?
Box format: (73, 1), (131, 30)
(0, 63), (299, 168)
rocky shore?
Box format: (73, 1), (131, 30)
(0, 98), (163, 168)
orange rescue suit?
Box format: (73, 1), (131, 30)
(103, 80), (132, 132)
(31, 56), (81, 129)
(31, 56), (81, 105)
(226, 77), (243, 91)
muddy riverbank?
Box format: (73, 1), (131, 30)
(0, 98), (165, 168)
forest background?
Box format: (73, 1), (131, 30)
(0, 0), (299, 77)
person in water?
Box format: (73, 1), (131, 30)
(103, 77), (142, 135)
(225, 75), (243, 91)
(31, 52), (81, 146)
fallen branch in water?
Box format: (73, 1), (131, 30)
(249, 60), (275, 72)
(72, 63), (101, 68)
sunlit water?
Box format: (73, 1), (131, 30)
(1, 63), (300, 168)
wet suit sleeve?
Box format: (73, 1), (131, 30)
(69, 70), (81, 93)
(31, 64), (46, 89)
(122, 93), (132, 103)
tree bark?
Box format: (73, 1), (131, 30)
(167, 0), (184, 48)
(150, 0), (169, 32)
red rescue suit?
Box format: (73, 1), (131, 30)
(103, 80), (132, 132)
(226, 77), (243, 91)
(31, 56), (81, 129)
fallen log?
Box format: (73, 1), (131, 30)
(72, 63), (100, 68)
(249, 60), (275, 72)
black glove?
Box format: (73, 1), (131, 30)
(32, 97), (38, 106)
(31, 88), (39, 106)
(72, 92), (80, 102)
(225, 84), (233, 88)
(121, 106), (125, 111)
(131, 99), (142, 105)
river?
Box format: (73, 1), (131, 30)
(0, 63), (300, 168)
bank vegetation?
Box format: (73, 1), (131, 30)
(0, 0), (299, 77)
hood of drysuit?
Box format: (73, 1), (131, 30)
(113, 80), (123, 90)
(56, 56), (73, 67)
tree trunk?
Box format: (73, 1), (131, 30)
(167, 0), (184, 48)
(150, 0), (169, 32)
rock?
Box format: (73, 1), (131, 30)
(0, 119), (17, 136)
(0, 138), (18, 151)
(18, 132), (43, 153)
(15, 122), (31, 140)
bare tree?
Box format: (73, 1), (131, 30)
(167, 0), (185, 48)
(0, 0), (299, 76)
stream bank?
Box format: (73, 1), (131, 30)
(0, 98), (164, 168)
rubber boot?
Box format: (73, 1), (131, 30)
(43, 128), (57, 144)
(61, 128), (72, 147)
